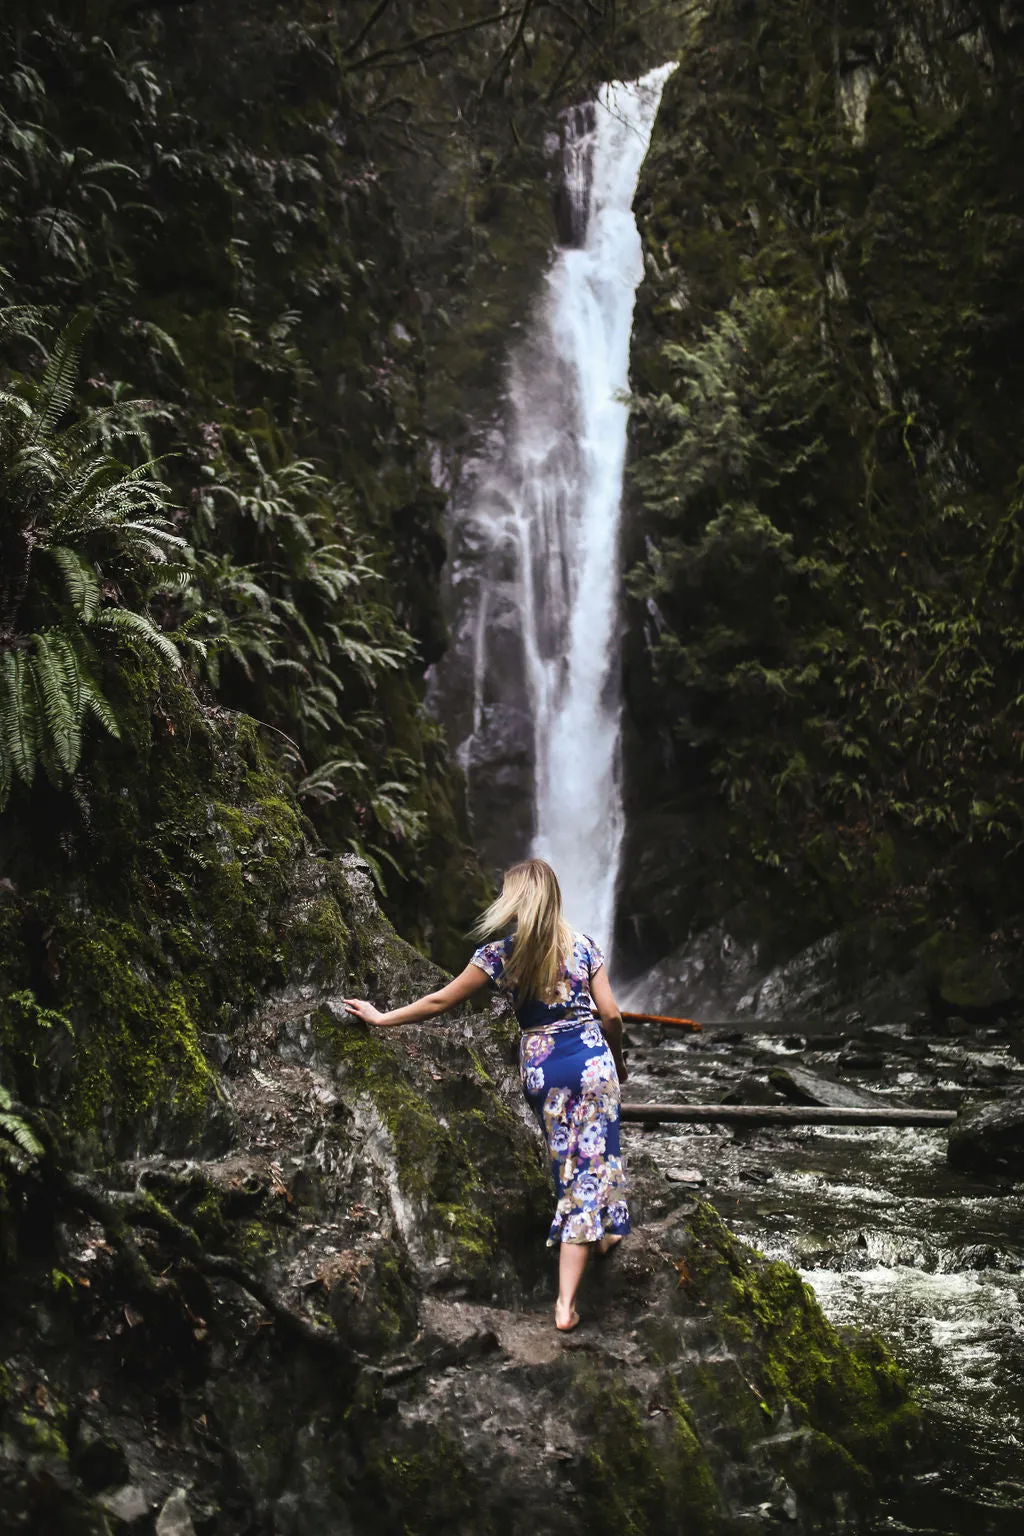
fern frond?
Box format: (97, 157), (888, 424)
(45, 545), (100, 620)
(33, 309), (91, 439)
(0, 648), (38, 786)
(31, 632), (80, 775)
(0, 1110), (43, 1161)
(80, 669), (121, 739)
(89, 607), (181, 670)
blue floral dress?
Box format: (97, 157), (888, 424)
(470, 932), (630, 1248)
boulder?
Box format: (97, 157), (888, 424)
(769, 1067), (886, 1110)
(98, 1485), (151, 1528)
(155, 1490), (196, 1536)
(723, 1074), (786, 1106)
(947, 1093), (1024, 1175)
(913, 930), (1018, 1023)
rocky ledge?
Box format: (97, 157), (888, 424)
(2, 857), (921, 1535)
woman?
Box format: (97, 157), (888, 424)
(343, 858), (630, 1333)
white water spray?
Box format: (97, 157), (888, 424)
(434, 65), (674, 953)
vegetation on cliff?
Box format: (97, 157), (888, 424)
(622, 0), (1024, 966)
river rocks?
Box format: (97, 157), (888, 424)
(769, 1067), (885, 1110)
(723, 1074), (786, 1107)
(947, 1093), (1024, 1176)
(665, 1166), (705, 1184)
(619, 923), (763, 1021)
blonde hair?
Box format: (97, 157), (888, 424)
(472, 858), (574, 1003)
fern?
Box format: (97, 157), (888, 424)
(0, 1083), (43, 1173)
(0, 302), (184, 805)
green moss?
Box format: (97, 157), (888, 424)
(683, 1203), (920, 1475)
(61, 921), (214, 1142)
(0, 681), (318, 1154)
(311, 1012), (495, 1271)
(237, 1220), (278, 1264)
(283, 894), (350, 981)
(15, 1410), (69, 1461)
(368, 1426), (477, 1536)
(310, 1010), (551, 1280)
(574, 1364), (719, 1536)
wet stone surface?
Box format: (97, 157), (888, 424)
(621, 1017), (1024, 1535)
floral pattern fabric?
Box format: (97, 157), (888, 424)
(470, 931), (606, 1032)
(470, 931), (630, 1247)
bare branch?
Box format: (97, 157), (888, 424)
(343, 0), (394, 59)
(345, 6), (522, 74)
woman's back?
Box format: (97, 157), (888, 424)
(470, 930), (605, 1032)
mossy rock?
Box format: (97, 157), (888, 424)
(918, 932), (1015, 1021)
(679, 1202), (922, 1487)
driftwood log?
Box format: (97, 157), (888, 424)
(621, 1011), (703, 1031)
(620, 1103), (957, 1128)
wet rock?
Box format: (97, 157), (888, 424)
(624, 921), (928, 1030)
(892, 1038), (931, 1060)
(156, 1489), (196, 1536)
(936, 1014), (974, 1038)
(738, 1165), (773, 1185)
(769, 1066), (885, 1109)
(836, 1049), (886, 1071)
(723, 1074), (785, 1106)
(947, 1092), (1024, 1175)
(620, 923), (763, 1021)
(98, 1484), (151, 1528)
(927, 947), (1015, 1022)
(665, 1166), (705, 1185)
(71, 1425), (130, 1492)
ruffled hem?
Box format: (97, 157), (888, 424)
(546, 1207), (631, 1248)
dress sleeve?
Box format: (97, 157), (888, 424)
(469, 940), (509, 988)
(584, 935), (606, 978)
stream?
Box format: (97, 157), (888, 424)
(622, 1016), (1024, 1531)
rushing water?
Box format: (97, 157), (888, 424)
(432, 65), (674, 948)
(622, 1020), (1024, 1531)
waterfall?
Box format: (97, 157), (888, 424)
(430, 64), (674, 955)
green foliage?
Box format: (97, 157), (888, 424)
(0, 1080), (42, 1173)
(182, 430), (428, 883)
(626, 0), (1024, 936)
(0, 4), (528, 952)
(0, 298), (183, 806)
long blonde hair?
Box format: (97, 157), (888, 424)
(472, 858), (574, 1002)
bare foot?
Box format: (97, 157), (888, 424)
(554, 1303), (580, 1332)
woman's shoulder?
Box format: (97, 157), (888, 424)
(572, 931), (606, 973)
(469, 934), (514, 983)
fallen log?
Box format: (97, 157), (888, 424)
(621, 1011), (703, 1032)
(620, 1102), (957, 1127)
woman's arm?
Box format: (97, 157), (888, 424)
(343, 962), (491, 1027)
(590, 966), (628, 1083)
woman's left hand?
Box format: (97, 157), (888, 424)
(343, 998), (386, 1026)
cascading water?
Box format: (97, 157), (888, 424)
(430, 64), (674, 952)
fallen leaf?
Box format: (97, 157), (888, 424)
(675, 1258), (692, 1289)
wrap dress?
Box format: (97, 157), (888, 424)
(470, 932), (631, 1247)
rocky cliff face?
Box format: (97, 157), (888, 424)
(1, 725), (920, 1533)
